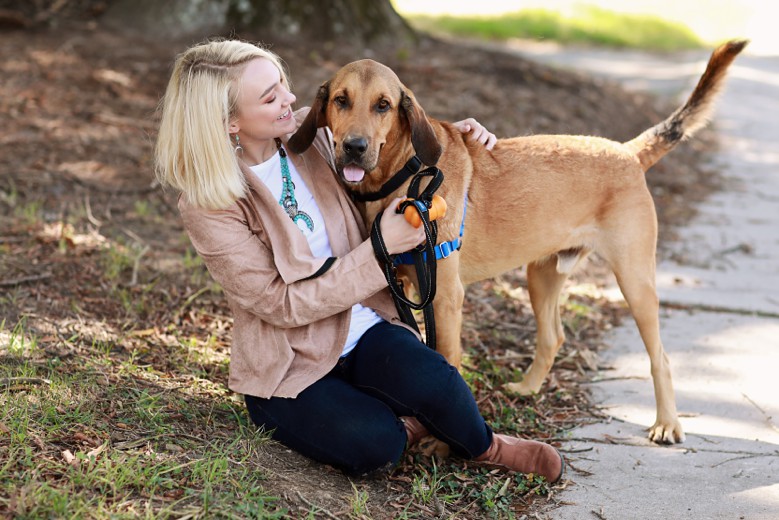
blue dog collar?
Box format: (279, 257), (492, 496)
(394, 193), (467, 266)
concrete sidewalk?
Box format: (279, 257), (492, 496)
(511, 44), (779, 519)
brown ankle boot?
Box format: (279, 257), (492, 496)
(475, 434), (564, 483)
(400, 416), (429, 447)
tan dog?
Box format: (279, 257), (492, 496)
(289, 40), (746, 444)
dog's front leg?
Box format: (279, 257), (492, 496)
(432, 259), (466, 369)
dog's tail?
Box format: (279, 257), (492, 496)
(626, 39), (747, 171)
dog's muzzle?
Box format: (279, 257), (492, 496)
(340, 136), (370, 183)
(343, 137), (368, 159)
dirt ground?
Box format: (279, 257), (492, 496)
(1, 15), (721, 519)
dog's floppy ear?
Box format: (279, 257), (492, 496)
(287, 81), (330, 154)
(400, 90), (442, 166)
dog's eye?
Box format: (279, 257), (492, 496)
(376, 99), (391, 113)
(333, 96), (348, 108)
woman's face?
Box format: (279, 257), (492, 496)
(229, 58), (297, 146)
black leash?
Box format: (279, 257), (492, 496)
(368, 161), (444, 350)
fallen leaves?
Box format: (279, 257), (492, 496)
(61, 442), (106, 467)
(62, 449), (77, 466)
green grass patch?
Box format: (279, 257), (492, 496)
(402, 456), (551, 518)
(0, 319), (285, 519)
(408, 5), (704, 51)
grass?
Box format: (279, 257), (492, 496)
(406, 5), (704, 51)
(0, 318), (287, 519)
(406, 458), (551, 518)
(0, 189), (286, 517)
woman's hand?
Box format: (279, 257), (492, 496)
(452, 117), (497, 150)
(379, 197), (427, 254)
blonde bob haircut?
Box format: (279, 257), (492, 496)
(155, 39), (289, 210)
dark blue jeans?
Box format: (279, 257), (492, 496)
(244, 321), (493, 475)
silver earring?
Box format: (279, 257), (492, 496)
(233, 134), (243, 155)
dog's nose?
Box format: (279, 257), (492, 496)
(343, 137), (368, 158)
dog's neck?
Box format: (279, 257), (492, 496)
(351, 144), (421, 225)
(350, 156), (422, 203)
(359, 141), (419, 193)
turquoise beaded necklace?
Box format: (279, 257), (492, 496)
(275, 139), (314, 232)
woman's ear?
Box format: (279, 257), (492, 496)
(287, 81), (330, 154)
(228, 119), (240, 135)
(400, 90), (442, 166)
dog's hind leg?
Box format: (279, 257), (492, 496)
(504, 257), (571, 395)
(604, 220), (684, 444)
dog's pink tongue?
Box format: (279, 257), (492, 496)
(343, 165), (365, 183)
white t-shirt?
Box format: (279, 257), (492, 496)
(250, 151), (383, 357)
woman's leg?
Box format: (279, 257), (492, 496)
(343, 321), (493, 458)
(347, 322), (564, 482)
(244, 370), (406, 476)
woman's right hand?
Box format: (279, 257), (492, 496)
(379, 197), (427, 255)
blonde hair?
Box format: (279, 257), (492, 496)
(155, 39), (290, 209)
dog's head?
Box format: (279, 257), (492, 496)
(288, 59), (441, 188)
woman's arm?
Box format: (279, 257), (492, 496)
(180, 198), (422, 329)
(180, 204), (385, 328)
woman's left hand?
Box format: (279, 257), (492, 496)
(452, 118), (497, 150)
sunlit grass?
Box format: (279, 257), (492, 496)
(0, 318), (285, 519)
(407, 5), (703, 51)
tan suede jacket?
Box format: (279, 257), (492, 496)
(179, 110), (415, 398)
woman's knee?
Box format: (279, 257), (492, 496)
(338, 418), (407, 475)
(246, 393), (407, 476)
(400, 354), (466, 410)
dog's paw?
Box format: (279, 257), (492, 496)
(648, 420), (686, 444)
(503, 381), (540, 396)
(414, 436), (450, 458)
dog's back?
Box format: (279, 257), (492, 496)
(451, 40), (747, 284)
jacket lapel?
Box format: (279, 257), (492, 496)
(237, 131), (368, 285)
(240, 162), (323, 284)
(289, 144), (353, 256)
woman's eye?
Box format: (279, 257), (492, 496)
(265, 95), (277, 104)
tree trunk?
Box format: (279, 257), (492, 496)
(99, 0), (416, 45)
(103, 0), (231, 39)
(228, 0), (417, 46)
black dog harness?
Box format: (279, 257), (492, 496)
(365, 156), (466, 350)
(351, 156), (423, 203)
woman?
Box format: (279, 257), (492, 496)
(155, 38), (563, 481)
